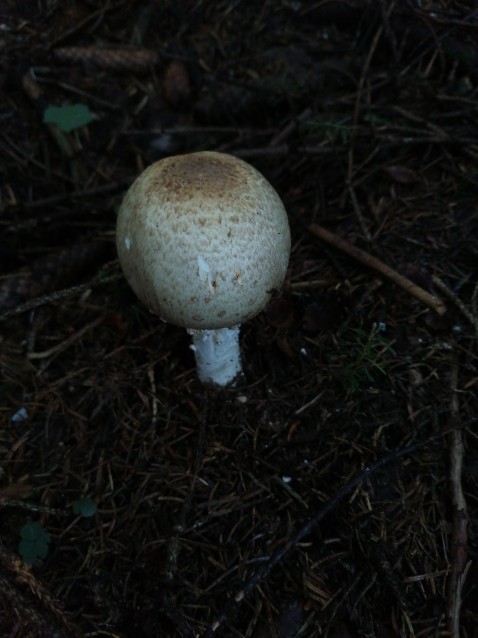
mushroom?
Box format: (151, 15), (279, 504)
(116, 151), (291, 385)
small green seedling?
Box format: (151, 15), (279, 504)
(43, 103), (93, 132)
(19, 521), (51, 565)
(72, 497), (97, 518)
(336, 326), (396, 393)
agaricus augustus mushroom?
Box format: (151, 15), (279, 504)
(116, 151), (291, 386)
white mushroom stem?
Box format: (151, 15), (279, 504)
(188, 326), (241, 386)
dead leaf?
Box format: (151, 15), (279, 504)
(383, 165), (420, 183)
(163, 61), (192, 111)
(264, 297), (294, 328)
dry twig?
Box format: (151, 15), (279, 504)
(447, 366), (470, 638)
(433, 275), (478, 337)
(0, 272), (121, 322)
(308, 223), (447, 315)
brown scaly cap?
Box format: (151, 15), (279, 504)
(116, 151), (291, 330)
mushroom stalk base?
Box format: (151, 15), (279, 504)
(188, 326), (241, 386)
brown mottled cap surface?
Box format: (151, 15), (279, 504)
(116, 151), (291, 329)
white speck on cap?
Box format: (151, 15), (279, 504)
(116, 151), (291, 330)
(197, 255), (215, 294)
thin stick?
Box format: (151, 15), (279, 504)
(308, 223), (446, 315)
(268, 107), (312, 148)
(433, 274), (478, 334)
(0, 272), (122, 322)
(447, 366), (469, 638)
(28, 315), (105, 362)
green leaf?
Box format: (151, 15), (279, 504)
(19, 539), (49, 563)
(20, 521), (50, 543)
(19, 540), (39, 564)
(20, 522), (39, 541)
(35, 540), (49, 559)
(43, 103), (93, 132)
(19, 522), (51, 564)
(72, 497), (97, 518)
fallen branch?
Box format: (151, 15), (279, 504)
(308, 223), (447, 315)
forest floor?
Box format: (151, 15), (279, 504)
(1, 2), (477, 637)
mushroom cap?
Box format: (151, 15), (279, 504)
(116, 151), (291, 330)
